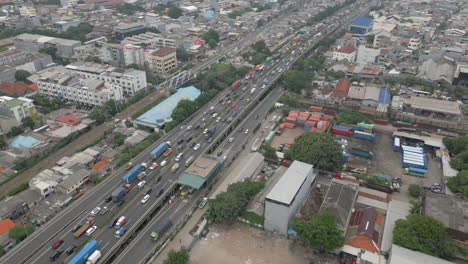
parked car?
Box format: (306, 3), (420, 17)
(51, 240), (64, 249)
(65, 245), (76, 256)
(49, 250), (63, 261)
(193, 143), (201, 150)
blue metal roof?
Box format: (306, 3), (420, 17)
(378, 88), (392, 104)
(134, 86), (201, 128)
(10, 135), (40, 149)
(351, 17), (373, 27)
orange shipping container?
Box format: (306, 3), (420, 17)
(309, 106), (323, 112)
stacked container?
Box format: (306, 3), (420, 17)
(304, 120), (316, 131)
(296, 115), (308, 127)
(317, 120), (331, 131)
(308, 113), (321, 122)
(353, 131), (376, 141)
(401, 145), (427, 170)
(321, 115), (335, 121)
(310, 127), (324, 133)
(339, 123), (366, 132)
(332, 126), (353, 136)
(279, 123), (286, 132)
(373, 119), (388, 125)
(309, 106), (323, 112)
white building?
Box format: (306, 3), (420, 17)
(356, 45), (381, 65)
(407, 37), (421, 50)
(33, 66), (123, 106)
(18, 6), (37, 17)
(121, 32), (176, 49)
(264, 161), (316, 234)
(332, 45), (357, 62)
(122, 44), (154, 67)
(0, 96), (36, 133)
(65, 62), (147, 96)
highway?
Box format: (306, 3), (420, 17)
(0, 2), (369, 264)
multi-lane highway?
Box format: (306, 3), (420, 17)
(1, 2), (369, 264)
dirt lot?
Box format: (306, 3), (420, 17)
(270, 127), (305, 149)
(190, 223), (342, 264)
(339, 131), (444, 202)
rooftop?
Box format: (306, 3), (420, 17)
(351, 16), (373, 27)
(389, 244), (453, 264)
(10, 135), (41, 149)
(425, 192), (468, 236)
(177, 155), (224, 189)
(378, 88), (392, 104)
(321, 179), (359, 231)
(337, 45), (356, 54)
(333, 79), (351, 97)
(153, 47), (176, 56)
(381, 200), (411, 252)
(134, 86), (201, 128)
(0, 219), (16, 235)
(404, 96), (461, 115)
(266, 161), (314, 205)
(55, 113), (81, 126)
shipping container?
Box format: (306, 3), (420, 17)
(308, 106), (323, 112)
(392, 121), (417, 128)
(150, 142), (171, 159)
(373, 119), (388, 125)
(324, 110), (336, 115)
(67, 240), (98, 264)
(339, 123), (366, 131)
(111, 187), (127, 202)
(86, 250), (101, 264)
(350, 148), (373, 159)
(353, 131), (376, 141)
(332, 126), (353, 137)
(408, 167), (428, 174)
(122, 164), (143, 184)
(401, 145), (424, 154)
(393, 137), (401, 152)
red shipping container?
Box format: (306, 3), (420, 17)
(296, 123), (304, 127)
(373, 119), (388, 125)
(279, 124), (286, 131)
(324, 110), (336, 115)
(305, 121), (316, 126)
(310, 112), (322, 116)
(309, 106), (323, 112)
(289, 111), (299, 116)
(321, 115), (335, 121)
(332, 129), (353, 136)
(308, 116), (321, 121)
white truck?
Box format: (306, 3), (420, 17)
(250, 88), (256, 95)
(171, 163), (180, 173)
(85, 250), (101, 264)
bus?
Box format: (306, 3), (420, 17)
(185, 155), (195, 167)
(412, 89), (431, 96)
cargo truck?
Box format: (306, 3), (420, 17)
(364, 182), (393, 194)
(67, 240), (98, 264)
(150, 220), (173, 242)
(115, 226), (126, 238)
(393, 137), (401, 152)
(124, 162), (133, 170)
(122, 164), (144, 184)
(331, 126), (353, 137)
(73, 217), (95, 238)
(245, 72), (253, 80)
(392, 121), (417, 128)
(150, 142), (171, 160)
(163, 148), (173, 157)
(350, 148), (373, 159)
(405, 167), (427, 177)
(230, 80), (241, 90)
(111, 187), (127, 202)
(205, 125), (216, 138)
(85, 250), (101, 264)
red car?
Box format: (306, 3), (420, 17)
(231, 103), (237, 108)
(52, 240), (64, 249)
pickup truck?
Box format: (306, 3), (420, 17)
(73, 217), (95, 238)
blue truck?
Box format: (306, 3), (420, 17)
(122, 164), (144, 184)
(405, 167), (427, 177)
(350, 148), (373, 159)
(205, 125), (216, 138)
(115, 226), (126, 238)
(112, 187), (127, 202)
(353, 131), (376, 141)
(67, 240), (98, 264)
(393, 137), (401, 152)
(150, 142), (171, 159)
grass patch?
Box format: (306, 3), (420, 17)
(241, 211), (264, 226)
(7, 183), (28, 196)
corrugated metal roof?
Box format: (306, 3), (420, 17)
(134, 86), (201, 128)
(389, 244), (453, 264)
(351, 17), (373, 27)
(265, 161), (314, 205)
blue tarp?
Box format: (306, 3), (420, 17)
(378, 88), (392, 104)
(134, 86), (201, 128)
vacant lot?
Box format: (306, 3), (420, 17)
(270, 127), (304, 148)
(190, 223), (341, 264)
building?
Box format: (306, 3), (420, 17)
(151, 47), (177, 73)
(264, 161), (316, 234)
(332, 46), (357, 62)
(381, 200), (411, 252)
(134, 86), (200, 129)
(349, 17), (373, 34)
(114, 23), (146, 40)
(18, 6), (37, 17)
(29, 169), (59, 198)
(356, 45), (380, 65)
(0, 49), (53, 83)
(0, 82), (37, 97)
(388, 244), (453, 264)
(56, 169), (90, 194)
(122, 44), (153, 67)
(321, 179), (359, 231)
(347, 84), (381, 106)
(53, 20), (80, 32)
(333, 79), (351, 98)
(33, 66), (122, 106)
(0, 96), (36, 134)
(425, 192), (468, 241)
(121, 32), (176, 49)
(407, 37), (421, 50)
(65, 61), (147, 96)
(14, 33), (81, 58)
(0, 196), (28, 220)
(177, 155), (225, 190)
(98, 42), (125, 67)
(402, 96), (461, 119)
(417, 58), (456, 84)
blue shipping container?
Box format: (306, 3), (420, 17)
(332, 126), (350, 132)
(122, 164), (143, 183)
(409, 167), (428, 174)
(350, 148), (373, 159)
(150, 142), (170, 159)
(401, 145), (424, 154)
(353, 131), (376, 141)
(67, 240), (98, 264)
(393, 137), (401, 152)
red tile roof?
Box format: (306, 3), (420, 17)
(336, 45), (356, 54)
(0, 166), (4, 172)
(346, 235), (379, 253)
(55, 113), (81, 126)
(92, 159), (108, 171)
(0, 82), (35, 96)
(0, 219), (16, 235)
(333, 79), (351, 97)
(153, 47), (176, 56)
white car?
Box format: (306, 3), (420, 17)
(160, 160), (168, 167)
(209, 106), (215, 111)
(149, 163), (157, 170)
(244, 129), (249, 134)
(175, 153), (183, 162)
(193, 143), (201, 150)
(212, 113), (218, 118)
(100, 206), (109, 215)
(228, 137), (234, 143)
(90, 207), (101, 216)
(216, 117), (221, 123)
(141, 163), (147, 169)
(137, 181), (146, 188)
(141, 194), (150, 204)
(85, 225), (97, 236)
(186, 125), (192, 131)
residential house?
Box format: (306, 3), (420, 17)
(332, 46), (357, 63)
(0, 96), (36, 134)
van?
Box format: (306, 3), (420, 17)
(160, 160), (168, 167)
(175, 153), (183, 162)
(116, 216), (127, 228)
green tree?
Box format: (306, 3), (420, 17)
(250, 40), (271, 56)
(206, 179), (264, 223)
(394, 215), (458, 260)
(89, 108), (106, 124)
(283, 70), (311, 93)
(7, 126), (24, 137)
(164, 248), (189, 264)
(176, 47), (190, 62)
(251, 52), (267, 65)
(288, 132), (342, 171)
(257, 18), (266, 28)
(408, 184), (425, 198)
(202, 29), (219, 46)
(236, 66), (251, 78)
(21, 116), (35, 129)
(124, 119), (133, 128)
(112, 132), (126, 146)
(450, 152), (468, 170)
(262, 144), (277, 159)
(0, 245), (5, 258)
(0, 137), (6, 150)
(447, 170), (468, 199)
(443, 136), (468, 155)
(168, 6), (183, 19)
(336, 110), (371, 124)
(293, 211), (345, 251)
(9, 224), (35, 241)
(207, 39), (218, 49)
(115, 3), (145, 15)
(15, 70), (31, 82)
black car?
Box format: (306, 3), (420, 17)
(177, 139), (184, 145)
(156, 189), (164, 198)
(116, 200), (125, 207)
(71, 224), (82, 233)
(144, 188), (152, 195)
(156, 176), (162, 183)
(65, 245), (76, 256)
(49, 250), (63, 261)
(194, 125), (200, 130)
(190, 142), (196, 148)
(110, 217), (119, 228)
(217, 150), (223, 157)
(105, 196), (112, 203)
(187, 136), (192, 142)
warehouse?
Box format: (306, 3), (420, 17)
(264, 161), (316, 234)
(177, 155), (224, 190)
